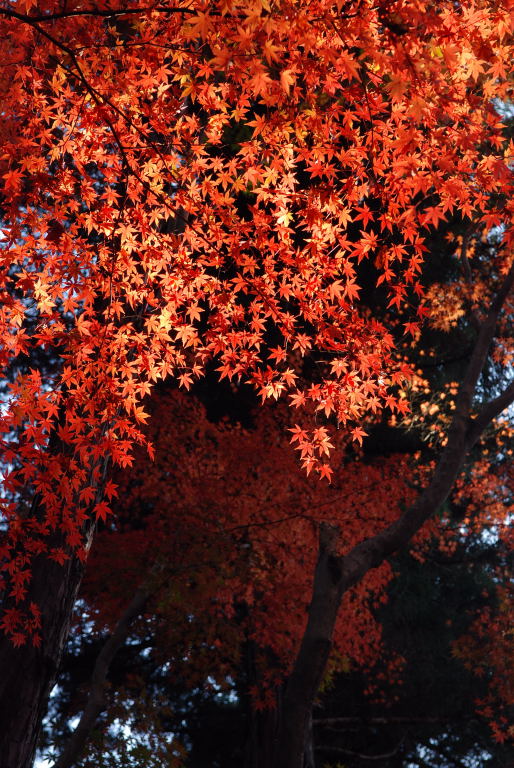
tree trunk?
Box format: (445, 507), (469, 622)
(0, 537), (90, 768)
(243, 637), (280, 768)
(303, 713), (315, 768)
(0, 383), (105, 768)
(245, 705), (280, 768)
(273, 524), (343, 768)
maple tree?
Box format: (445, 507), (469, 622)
(41, 385), (514, 767)
(48, 389), (415, 767)
(0, 0), (514, 765)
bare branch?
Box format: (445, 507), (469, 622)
(314, 716), (471, 727)
(466, 378), (514, 448)
(315, 741), (403, 761)
(53, 581), (153, 768)
(275, 523), (343, 768)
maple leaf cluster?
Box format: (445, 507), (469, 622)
(0, 0), (513, 641)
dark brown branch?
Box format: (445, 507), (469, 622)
(0, 539), (92, 768)
(315, 741), (403, 761)
(0, 3), (357, 25)
(318, 740), (469, 768)
(274, 260), (514, 768)
(53, 581), (153, 768)
(0, 6), (195, 24)
(466, 378), (514, 447)
(338, 259), (514, 591)
(455, 260), (514, 420)
(314, 716), (472, 726)
(458, 230), (482, 332)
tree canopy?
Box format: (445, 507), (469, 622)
(0, 1), (514, 766)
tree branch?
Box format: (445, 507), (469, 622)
(274, 260), (514, 767)
(315, 741), (403, 761)
(338, 259), (514, 590)
(314, 715), (474, 727)
(0, 6), (195, 24)
(457, 229), (482, 332)
(53, 581), (153, 768)
(466, 378), (514, 447)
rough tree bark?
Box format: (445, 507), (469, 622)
(273, 263), (514, 768)
(0, 531), (92, 768)
(273, 524), (344, 768)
